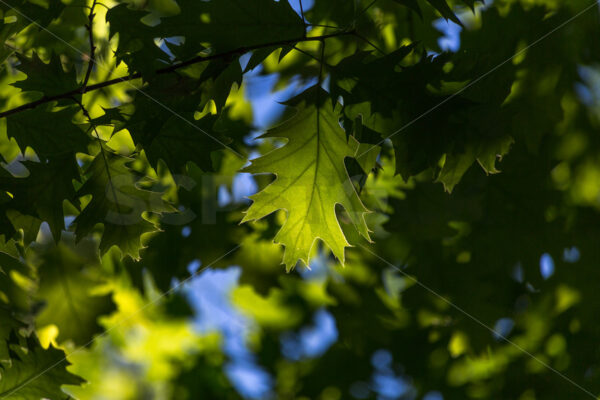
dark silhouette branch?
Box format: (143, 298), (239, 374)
(0, 75), (141, 118)
(0, 30), (355, 119)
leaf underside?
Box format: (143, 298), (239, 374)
(242, 87), (371, 270)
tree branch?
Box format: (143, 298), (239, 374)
(0, 30), (355, 119)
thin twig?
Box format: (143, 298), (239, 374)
(157, 30), (352, 73)
(0, 30), (356, 118)
(298, 0), (305, 20)
(299, 0), (306, 37)
(356, 0), (378, 20)
(353, 31), (387, 55)
(74, 0), (116, 201)
(291, 45), (333, 68)
(77, 0), (117, 206)
(81, 0), (97, 91)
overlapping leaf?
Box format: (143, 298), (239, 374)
(331, 46), (513, 192)
(6, 107), (89, 159)
(107, 0), (305, 75)
(74, 148), (174, 259)
(393, 0), (482, 26)
(0, 0), (66, 64)
(105, 4), (170, 76)
(11, 52), (78, 103)
(160, 0), (305, 55)
(0, 338), (83, 399)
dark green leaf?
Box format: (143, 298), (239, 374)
(6, 108), (89, 159)
(74, 148), (174, 259)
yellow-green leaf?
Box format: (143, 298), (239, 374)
(242, 87), (371, 270)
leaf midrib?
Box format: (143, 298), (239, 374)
(292, 106), (321, 253)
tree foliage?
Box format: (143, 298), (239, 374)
(0, 0), (599, 399)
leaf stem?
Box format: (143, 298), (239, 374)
(318, 39), (326, 88)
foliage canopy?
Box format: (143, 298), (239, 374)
(0, 0), (599, 399)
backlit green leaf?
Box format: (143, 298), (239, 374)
(242, 87), (371, 269)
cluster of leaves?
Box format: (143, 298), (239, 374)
(0, 0), (599, 398)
